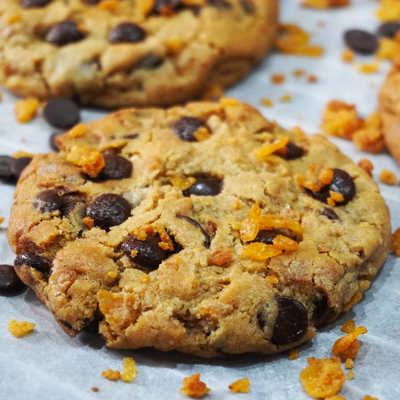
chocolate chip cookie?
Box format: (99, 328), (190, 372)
(8, 100), (391, 357)
(0, 0), (278, 108)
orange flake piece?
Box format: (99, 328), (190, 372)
(259, 215), (303, 235)
(194, 127), (210, 142)
(358, 158), (373, 177)
(69, 123), (85, 138)
(12, 151), (35, 159)
(300, 357), (345, 398)
(202, 84), (224, 100)
(165, 38), (184, 53)
(254, 135), (290, 159)
(243, 242), (282, 260)
(102, 369), (121, 381)
(170, 176), (196, 191)
(180, 373), (210, 399)
(327, 191), (344, 207)
(379, 169), (397, 185)
(182, 0), (206, 5)
(67, 145), (105, 178)
(289, 349), (300, 360)
(325, 396), (346, 400)
(347, 370), (355, 380)
(229, 378), (250, 393)
(261, 98), (273, 107)
(272, 235), (299, 252)
(232, 199), (241, 210)
(209, 249), (232, 266)
(97, 0), (119, 10)
(361, 396), (379, 400)
(308, 75), (317, 83)
(391, 228), (400, 256)
(301, 0), (349, 8)
(219, 98), (239, 106)
(266, 275), (279, 284)
(7, 14), (21, 24)
(239, 203), (261, 242)
(82, 217), (95, 229)
(280, 94), (292, 102)
(121, 357), (138, 383)
(345, 358), (355, 369)
(341, 319), (356, 333)
(376, 0), (400, 21)
(332, 326), (367, 359)
(271, 74), (285, 84)
(0, 217), (4, 225)
(140, 274), (148, 283)
(342, 292), (362, 312)
(15, 98), (39, 123)
(298, 163), (333, 191)
(375, 38), (400, 61)
(342, 48), (354, 63)
(91, 387), (99, 392)
(293, 69), (305, 77)
(107, 271), (117, 279)
(354, 62), (380, 74)
(8, 319), (35, 337)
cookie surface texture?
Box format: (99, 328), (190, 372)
(8, 101), (391, 357)
(0, 0), (278, 108)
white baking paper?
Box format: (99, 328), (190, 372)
(1, 0), (400, 399)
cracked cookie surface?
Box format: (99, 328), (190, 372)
(0, 0), (278, 108)
(8, 101), (390, 357)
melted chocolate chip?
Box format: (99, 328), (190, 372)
(44, 98), (80, 129)
(177, 215), (211, 248)
(153, 0), (182, 13)
(207, 0), (232, 9)
(21, 0), (52, 7)
(378, 22), (400, 38)
(182, 177), (222, 197)
(308, 168), (356, 206)
(251, 229), (280, 245)
(285, 142), (305, 160)
(0, 156), (13, 179)
(271, 296), (308, 346)
(122, 235), (170, 270)
(171, 117), (207, 142)
(313, 294), (328, 320)
(86, 194), (131, 231)
(321, 207), (339, 220)
(59, 193), (86, 217)
(82, 318), (101, 333)
(34, 189), (63, 213)
(10, 157), (32, 180)
(0, 265), (26, 296)
(108, 23), (146, 44)
(135, 54), (164, 70)
(49, 132), (62, 152)
(344, 29), (378, 55)
(96, 154), (133, 181)
(14, 253), (51, 274)
(46, 21), (84, 46)
(239, 0), (255, 14)
(124, 133), (139, 139)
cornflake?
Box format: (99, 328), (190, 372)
(296, 163), (333, 191)
(301, 0), (350, 8)
(375, 38), (400, 61)
(345, 358), (355, 369)
(67, 145), (105, 178)
(392, 228), (400, 256)
(271, 74), (285, 84)
(260, 98), (273, 107)
(332, 326), (367, 359)
(361, 396), (379, 400)
(102, 369), (121, 381)
(121, 357), (138, 382)
(229, 378), (250, 393)
(358, 158), (373, 177)
(8, 319), (35, 337)
(289, 349), (300, 360)
(325, 396), (346, 400)
(254, 135), (289, 159)
(180, 373), (210, 399)
(376, 0), (400, 21)
(15, 98), (39, 123)
(341, 319), (356, 333)
(347, 370), (355, 380)
(379, 169), (397, 185)
(300, 357), (345, 398)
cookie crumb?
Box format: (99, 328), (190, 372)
(260, 98), (273, 107)
(342, 48), (354, 62)
(180, 373), (210, 398)
(347, 370), (355, 380)
(270, 74), (285, 84)
(121, 357), (138, 383)
(391, 228), (400, 256)
(91, 387), (99, 392)
(289, 349), (300, 360)
(345, 358), (355, 369)
(358, 158), (373, 177)
(102, 369), (121, 381)
(15, 98), (39, 123)
(379, 169), (397, 185)
(341, 319), (356, 333)
(229, 378), (250, 393)
(8, 319), (35, 337)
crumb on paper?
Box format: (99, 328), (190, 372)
(15, 98), (39, 123)
(121, 357), (138, 383)
(391, 228), (400, 256)
(379, 169), (397, 185)
(325, 396), (346, 400)
(308, 75), (317, 83)
(342, 48), (354, 63)
(358, 158), (373, 177)
(0, 217), (4, 225)
(301, 0), (350, 8)
(271, 74), (285, 84)
(361, 396), (379, 400)
(289, 349), (300, 360)
(293, 69), (305, 77)
(8, 319), (35, 337)
(341, 319), (356, 333)
(180, 373), (210, 398)
(300, 357), (345, 398)
(260, 98), (273, 107)
(91, 387), (99, 392)
(345, 358), (355, 369)
(102, 369), (121, 381)
(280, 94), (292, 102)
(347, 370), (355, 380)
(332, 326), (367, 359)
(353, 62), (380, 74)
(229, 378), (250, 393)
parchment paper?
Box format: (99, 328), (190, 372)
(1, 0), (399, 399)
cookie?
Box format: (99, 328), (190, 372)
(8, 100), (391, 357)
(0, 0), (278, 108)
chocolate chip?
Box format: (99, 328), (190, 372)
(271, 296), (308, 346)
(182, 177), (222, 197)
(46, 21), (84, 46)
(85, 0), (102, 4)
(343, 29), (378, 55)
(59, 193), (86, 217)
(108, 23), (146, 44)
(377, 22), (400, 38)
(313, 294), (328, 320)
(124, 133), (139, 139)
(34, 189), (63, 213)
(321, 207), (339, 220)
(239, 0), (255, 14)
(0, 265), (26, 296)
(171, 117), (207, 142)
(86, 194), (131, 231)
(251, 230), (280, 245)
(96, 154), (133, 181)
(177, 215), (211, 248)
(43, 98), (80, 129)
(49, 132), (62, 152)
(10, 157), (32, 180)
(153, 0), (182, 13)
(122, 235), (170, 270)
(0, 156), (13, 179)
(135, 54), (164, 70)
(15, 253), (51, 274)
(285, 142), (305, 160)
(308, 168), (356, 206)
(21, 0), (52, 7)
(207, 0), (232, 9)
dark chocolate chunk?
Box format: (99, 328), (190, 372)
(171, 117), (207, 142)
(321, 207), (339, 220)
(343, 29), (378, 55)
(46, 21), (84, 46)
(251, 229), (280, 245)
(308, 168), (356, 206)
(21, 0), (52, 7)
(0, 156), (13, 179)
(271, 296), (308, 346)
(96, 154), (133, 181)
(108, 23), (146, 44)
(285, 142), (305, 160)
(34, 189), (63, 213)
(124, 133), (139, 139)
(59, 192), (86, 216)
(135, 54), (164, 70)
(207, 0), (232, 9)
(10, 157), (32, 180)
(313, 294), (328, 320)
(153, 0), (182, 13)
(43, 98), (80, 129)
(15, 253), (51, 274)
(49, 132), (62, 152)
(182, 177), (222, 197)
(239, 0), (255, 14)
(177, 215), (211, 248)
(122, 235), (170, 270)
(86, 194), (131, 231)
(0, 265), (26, 296)
(377, 22), (400, 38)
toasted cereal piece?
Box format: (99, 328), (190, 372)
(8, 319), (35, 337)
(345, 358), (355, 369)
(229, 378), (250, 393)
(102, 369), (121, 381)
(271, 74), (285, 84)
(301, 0), (349, 8)
(180, 373), (210, 398)
(341, 320), (356, 333)
(379, 169), (397, 185)
(391, 228), (400, 256)
(121, 357), (138, 382)
(342, 48), (355, 62)
(289, 349), (300, 360)
(347, 370), (355, 380)
(15, 98), (39, 123)
(358, 159), (374, 177)
(332, 326), (367, 359)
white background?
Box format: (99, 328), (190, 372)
(0, 0), (399, 399)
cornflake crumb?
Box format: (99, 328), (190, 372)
(69, 123), (85, 138)
(91, 387), (99, 392)
(358, 158), (373, 177)
(375, 37), (400, 61)
(391, 228), (400, 256)
(325, 396), (346, 400)
(379, 169), (397, 185)
(180, 373), (210, 399)
(15, 98), (39, 123)
(229, 378), (250, 393)
(293, 69), (305, 77)
(300, 357), (345, 398)
(341, 319), (356, 333)
(12, 151), (35, 159)
(332, 326), (367, 359)
(0, 217), (4, 225)
(308, 75), (317, 83)
(121, 357), (138, 383)
(101, 369), (121, 381)
(8, 319), (35, 337)
(354, 62), (380, 74)
(289, 349), (300, 360)
(376, 0), (400, 21)
(345, 358), (355, 369)
(271, 74), (285, 84)
(280, 94), (292, 102)
(347, 370), (355, 380)
(67, 145), (105, 178)
(260, 98), (273, 107)
(301, 0), (350, 8)
(209, 249), (232, 266)
(219, 97), (239, 106)
(266, 275), (279, 285)
(97, 0), (119, 10)
(342, 48), (354, 62)
(361, 396), (379, 400)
